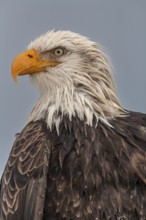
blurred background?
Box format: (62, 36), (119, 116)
(0, 0), (146, 176)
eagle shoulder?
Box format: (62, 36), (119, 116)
(0, 120), (50, 220)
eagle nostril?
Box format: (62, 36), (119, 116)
(27, 54), (33, 58)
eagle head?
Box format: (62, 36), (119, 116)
(11, 30), (125, 130)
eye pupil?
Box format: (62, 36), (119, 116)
(55, 48), (63, 56)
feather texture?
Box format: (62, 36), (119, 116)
(0, 122), (50, 220)
(1, 112), (146, 219)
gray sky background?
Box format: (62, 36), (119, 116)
(0, 0), (146, 177)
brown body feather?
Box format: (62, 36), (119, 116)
(1, 111), (146, 220)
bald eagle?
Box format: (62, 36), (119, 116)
(1, 30), (146, 220)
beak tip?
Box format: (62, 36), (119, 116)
(12, 72), (18, 84)
(11, 62), (18, 84)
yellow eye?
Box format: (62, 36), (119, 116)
(54, 48), (64, 56)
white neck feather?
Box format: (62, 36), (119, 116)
(27, 69), (125, 132)
(27, 82), (98, 133)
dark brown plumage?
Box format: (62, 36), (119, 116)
(1, 112), (146, 220)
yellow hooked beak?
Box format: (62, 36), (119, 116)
(11, 49), (59, 83)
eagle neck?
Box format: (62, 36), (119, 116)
(27, 87), (109, 133)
